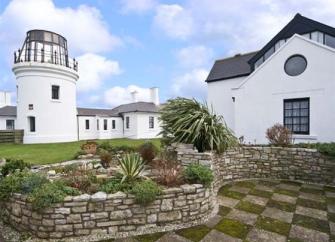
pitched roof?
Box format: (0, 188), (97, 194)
(0, 106), (16, 116)
(112, 102), (159, 114)
(206, 52), (257, 82)
(77, 107), (119, 117)
(248, 13), (335, 67)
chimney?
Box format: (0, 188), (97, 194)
(150, 87), (159, 106)
(0, 91), (11, 108)
(131, 90), (138, 103)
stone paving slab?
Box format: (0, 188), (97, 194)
(277, 183), (301, 191)
(326, 191), (335, 198)
(261, 207), (293, 223)
(299, 192), (326, 202)
(156, 232), (192, 242)
(200, 230), (242, 242)
(243, 195), (268, 206)
(295, 206), (328, 221)
(229, 186), (251, 194)
(226, 209), (258, 225)
(330, 222), (335, 236)
(246, 228), (286, 242)
(301, 183), (324, 190)
(289, 225), (329, 242)
(328, 204), (335, 213)
(204, 215), (222, 228)
(272, 193), (297, 204)
(218, 196), (239, 208)
(255, 184), (274, 193)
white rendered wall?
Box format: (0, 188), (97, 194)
(0, 117), (16, 130)
(0, 92), (11, 108)
(207, 76), (245, 132)
(234, 35), (335, 144)
(123, 112), (161, 139)
(13, 62), (78, 144)
(123, 112), (138, 139)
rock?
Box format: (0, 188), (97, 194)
(147, 214), (157, 223)
(107, 191), (127, 199)
(47, 170), (56, 176)
(91, 192), (107, 201)
(110, 209), (132, 220)
(94, 163), (102, 169)
(73, 194), (90, 202)
(0, 158), (6, 167)
(97, 167), (107, 174)
(161, 199), (173, 211)
(158, 211), (182, 222)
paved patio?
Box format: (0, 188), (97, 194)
(113, 179), (335, 242)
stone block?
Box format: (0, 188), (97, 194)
(71, 206), (87, 213)
(110, 209), (132, 220)
(90, 212), (109, 220)
(55, 224), (73, 232)
(158, 211), (182, 222)
(91, 192), (107, 201)
(42, 219), (54, 226)
(55, 208), (70, 215)
(66, 214), (82, 224)
(161, 199), (173, 211)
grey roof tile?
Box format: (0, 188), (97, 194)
(0, 106), (16, 116)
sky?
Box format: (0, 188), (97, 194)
(1, 0), (335, 108)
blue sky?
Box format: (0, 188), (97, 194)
(1, 0), (335, 108)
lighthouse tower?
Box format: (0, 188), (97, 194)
(12, 30), (79, 144)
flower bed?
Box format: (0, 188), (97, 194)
(2, 184), (216, 240)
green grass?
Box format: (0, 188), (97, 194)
(136, 232), (165, 242)
(234, 181), (256, 189)
(249, 189), (273, 198)
(0, 138), (161, 165)
(235, 201), (264, 214)
(325, 186), (335, 193)
(215, 218), (251, 239)
(267, 199), (296, 212)
(274, 188), (299, 197)
(256, 216), (291, 236)
(176, 225), (211, 242)
(296, 198), (327, 210)
(218, 206), (231, 216)
(292, 214), (330, 233)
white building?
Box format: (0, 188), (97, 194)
(207, 14), (335, 144)
(0, 30), (161, 144)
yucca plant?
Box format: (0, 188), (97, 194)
(159, 97), (237, 153)
(118, 153), (145, 183)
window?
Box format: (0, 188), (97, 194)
(284, 98), (309, 134)
(97, 119), (99, 130)
(52, 85), (60, 100)
(126, 117), (130, 129)
(104, 119), (108, 130)
(112, 120), (116, 129)
(28, 116), (36, 132)
(149, 116), (154, 129)
(85, 119), (90, 130)
(28, 104), (33, 110)
(264, 46), (275, 61)
(284, 55), (307, 76)
(254, 57), (264, 69)
(6, 120), (15, 130)
(325, 34), (335, 48)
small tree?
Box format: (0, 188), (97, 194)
(266, 124), (292, 146)
(159, 98), (237, 153)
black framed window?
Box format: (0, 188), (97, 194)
(284, 98), (309, 134)
(6, 120), (15, 130)
(52, 85), (60, 100)
(28, 116), (36, 132)
(104, 119), (108, 130)
(112, 120), (116, 129)
(85, 119), (90, 130)
(97, 119), (99, 130)
(149, 116), (154, 129)
(126, 117), (130, 129)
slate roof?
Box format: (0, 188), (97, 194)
(0, 106), (16, 116)
(77, 107), (119, 117)
(205, 52), (257, 82)
(112, 102), (159, 114)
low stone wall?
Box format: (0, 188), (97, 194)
(3, 184), (215, 240)
(175, 145), (335, 188)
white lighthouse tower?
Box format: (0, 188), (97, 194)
(12, 30), (79, 144)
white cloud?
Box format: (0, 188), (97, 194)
(153, 4), (194, 40)
(172, 68), (209, 100)
(104, 85), (152, 107)
(77, 53), (121, 92)
(120, 0), (156, 14)
(0, 0), (122, 55)
(176, 45), (213, 68)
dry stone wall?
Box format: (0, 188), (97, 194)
(2, 184), (215, 240)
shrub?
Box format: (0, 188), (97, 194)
(138, 142), (158, 163)
(159, 98), (237, 153)
(118, 153), (145, 183)
(112, 145), (137, 153)
(81, 140), (98, 155)
(131, 180), (162, 205)
(1, 159), (31, 177)
(184, 164), (214, 187)
(74, 150), (87, 159)
(28, 181), (80, 210)
(63, 166), (98, 193)
(294, 142), (335, 158)
(100, 152), (113, 168)
(100, 174), (134, 194)
(266, 124), (292, 146)
(98, 141), (113, 152)
(153, 150), (183, 187)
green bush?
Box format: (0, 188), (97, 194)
(138, 142), (158, 163)
(131, 180), (162, 205)
(184, 164), (214, 187)
(1, 159), (31, 177)
(0, 171), (48, 200)
(100, 174), (134, 194)
(159, 98), (237, 153)
(28, 181), (80, 210)
(118, 153), (145, 182)
(294, 142), (335, 157)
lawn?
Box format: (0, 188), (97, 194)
(0, 138), (161, 165)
